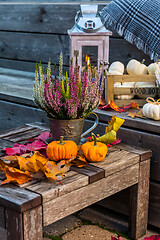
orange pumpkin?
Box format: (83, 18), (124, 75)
(46, 136), (78, 161)
(81, 133), (108, 162)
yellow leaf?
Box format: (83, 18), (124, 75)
(97, 130), (117, 144)
(105, 115), (125, 133)
(1, 166), (32, 185)
(17, 151), (48, 173)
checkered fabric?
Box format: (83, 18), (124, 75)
(100, 0), (160, 61)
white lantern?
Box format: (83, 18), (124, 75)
(68, 5), (112, 70)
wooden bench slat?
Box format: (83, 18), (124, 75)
(43, 163), (139, 226)
(0, 185), (41, 213)
(26, 171), (88, 204)
(92, 150), (139, 176)
(3, 128), (45, 143)
(114, 143), (152, 161)
(71, 165), (105, 184)
(0, 126), (35, 139)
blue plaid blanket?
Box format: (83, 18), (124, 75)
(100, 0), (160, 61)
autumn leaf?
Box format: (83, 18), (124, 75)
(18, 151), (48, 173)
(43, 160), (71, 181)
(35, 131), (51, 142)
(0, 156), (19, 171)
(1, 166), (32, 185)
(106, 115), (125, 133)
(2, 131), (51, 156)
(71, 146), (88, 167)
(72, 155), (88, 167)
(2, 155), (18, 162)
(127, 109), (145, 119)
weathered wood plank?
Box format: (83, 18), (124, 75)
(0, 100), (48, 132)
(148, 181), (160, 228)
(26, 171), (88, 203)
(93, 109), (160, 134)
(0, 185), (41, 213)
(129, 159), (150, 239)
(0, 139), (13, 149)
(5, 208), (23, 240)
(0, 74), (34, 100)
(0, 32), (152, 69)
(0, 4), (106, 34)
(92, 149), (139, 176)
(113, 143), (152, 161)
(43, 163), (139, 226)
(0, 205), (5, 229)
(0, 125), (35, 139)
(0, 31), (70, 66)
(23, 205), (43, 240)
(0, 226), (7, 240)
(3, 128), (45, 143)
(71, 165), (105, 184)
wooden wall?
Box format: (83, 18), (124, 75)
(0, 1), (152, 73)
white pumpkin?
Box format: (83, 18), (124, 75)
(142, 98), (160, 120)
(108, 61), (124, 75)
(147, 62), (160, 75)
(126, 59), (148, 75)
(114, 82), (135, 100)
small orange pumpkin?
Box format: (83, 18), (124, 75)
(46, 136), (78, 161)
(81, 133), (108, 162)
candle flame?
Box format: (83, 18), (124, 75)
(85, 54), (90, 66)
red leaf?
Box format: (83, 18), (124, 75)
(4, 146), (22, 156)
(35, 131), (51, 142)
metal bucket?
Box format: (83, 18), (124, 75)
(48, 112), (98, 145)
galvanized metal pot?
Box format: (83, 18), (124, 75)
(48, 112), (98, 145)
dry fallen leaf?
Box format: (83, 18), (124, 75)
(43, 160), (71, 181)
(127, 111), (137, 119)
(72, 155), (88, 167)
(1, 166), (32, 185)
(18, 151), (48, 173)
(128, 109), (145, 119)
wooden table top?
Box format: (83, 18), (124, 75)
(0, 123), (152, 228)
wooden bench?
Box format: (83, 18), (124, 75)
(0, 123), (152, 240)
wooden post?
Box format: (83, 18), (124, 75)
(0, 185), (43, 240)
(129, 159), (150, 239)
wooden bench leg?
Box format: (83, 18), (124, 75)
(6, 205), (43, 240)
(129, 159), (150, 239)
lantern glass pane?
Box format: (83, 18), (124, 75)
(82, 46), (98, 67)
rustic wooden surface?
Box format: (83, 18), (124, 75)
(26, 171), (88, 203)
(5, 208), (23, 240)
(148, 181), (160, 229)
(129, 159), (150, 239)
(43, 163), (139, 226)
(0, 2), (152, 72)
(0, 184), (41, 213)
(0, 205), (5, 229)
(84, 113), (160, 228)
(71, 165), (105, 184)
(0, 124), (151, 238)
(23, 205), (43, 240)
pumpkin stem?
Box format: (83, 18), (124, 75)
(141, 59), (145, 64)
(91, 133), (97, 146)
(59, 136), (65, 145)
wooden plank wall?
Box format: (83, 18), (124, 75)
(0, 1), (152, 72)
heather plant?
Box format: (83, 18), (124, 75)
(33, 52), (104, 120)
